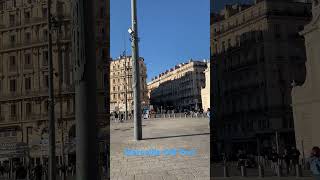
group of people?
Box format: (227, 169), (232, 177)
(232, 146), (320, 180)
(0, 161), (76, 180)
(267, 147), (301, 175)
(112, 112), (131, 122)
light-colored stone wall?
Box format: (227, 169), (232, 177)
(292, 0), (320, 156)
(201, 62), (210, 111)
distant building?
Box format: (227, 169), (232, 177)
(292, 0), (320, 157)
(110, 56), (148, 113)
(212, 0), (311, 155)
(148, 60), (207, 112)
(201, 62), (210, 111)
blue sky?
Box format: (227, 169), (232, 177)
(110, 0), (210, 82)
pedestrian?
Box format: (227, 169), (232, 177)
(207, 108), (210, 128)
(15, 162), (27, 180)
(33, 162), (42, 180)
(115, 112), (119, 122)
(283, 148), (291, 175)
(308, 146), (320, 180)
(0, 162), (4, 177)
(270, 149), (279, 175)
(121, 113), (124, 122)
(291, 147), (301, 172)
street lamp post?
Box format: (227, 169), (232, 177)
(130, 0), (142, 140)
(72, 0), (98, 179)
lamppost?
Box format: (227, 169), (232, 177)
(72, 0), (98, 179)
(129, 0), (142, 140)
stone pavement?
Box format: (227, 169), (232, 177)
(110, 118), (210, 180)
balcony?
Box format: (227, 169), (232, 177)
(8, 116), (17, 122)
(24, 64), (33, 70)
(0, 38), (49, 52)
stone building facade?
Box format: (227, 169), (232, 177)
(0, 0), (109, 165)
(110, 56), (148, 113)
(292, 0), (320, 157)
(211, 0), (311, 156)
(148, 60), (207, 112)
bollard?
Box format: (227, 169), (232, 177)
(296, 164), (302, 177)
(258, 164), (264, 177)
(241, 166), (247, 177)
(223, 164), (229, 177)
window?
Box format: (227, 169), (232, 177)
(43, 51), (48, 65)
(274, 24), (281, 39)
(43, 29), (48, 41)
(24, 12), (30, 21)
(9, 56), (16, 70)
(25, 54), (31, 65)
(9, 15), (15, 25)
(57, 2), (64, 16)
(45, 100), (49, 112)
(222, 41), (225, 52)
(10, 35), (15, 44)
(44, 75), (49, 88)
(10, 104), (16, 116)
(10, 79), (16, 92)
(42, 8), (47, 17)
(25, 77), (31, 90)
(25, 32), (31, 42)
(26, 103), (32, 115)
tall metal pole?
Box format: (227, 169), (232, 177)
(131, 0), (142, 140)
(47, 0), (56, 179)
(72, 0), (98, 179)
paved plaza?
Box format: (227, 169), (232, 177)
(110, 117), (210, 180)
(212, 162), (314, 180)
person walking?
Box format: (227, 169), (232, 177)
(308, 146), (320, 180)
(0, 162), (4, 177)
(114, 112), (119, 122)
(291, 146), (301, 174)
(33, 163), (42, 180)
(15, 163), (27, 180)
(283, 148), (291, 175)
(270, 149), (279, 175)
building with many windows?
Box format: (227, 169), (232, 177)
(148, 60), (207, 112)
(0, 0), (109, 166)
(211, 0), (311, 156)
(110, 56), (148, 113)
